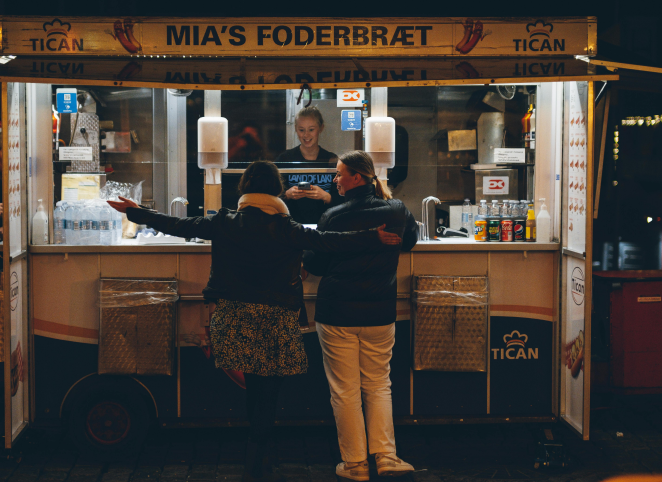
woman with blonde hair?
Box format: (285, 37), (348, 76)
(303, 151), (419, 481)
(275, 106), (341, 224)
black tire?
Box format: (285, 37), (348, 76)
(67, 380), (149, 459)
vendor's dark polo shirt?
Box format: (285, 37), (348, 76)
(275, 146), (342, 224)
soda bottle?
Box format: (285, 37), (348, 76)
(461, 198), (473, 233)
(54, 201), (66, 244)
(526, 202), (537, 242)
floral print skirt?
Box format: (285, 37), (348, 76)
(210, 299), (308, 377)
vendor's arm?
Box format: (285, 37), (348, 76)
(108, 197), (216, 240)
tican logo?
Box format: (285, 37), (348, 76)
(571, 267), (584, 305)
(29, 18), (84, 52)
(43, 18), (72, 37)
(492, 330), (539, 360)
(526, 19), (553, 38)
(513, 19), (564, 52)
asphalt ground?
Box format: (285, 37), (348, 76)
(2, 393), (662, 482)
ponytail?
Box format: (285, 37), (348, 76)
(338, 151), (392, 200)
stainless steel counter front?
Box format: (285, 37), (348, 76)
(30, 239), (560, 254)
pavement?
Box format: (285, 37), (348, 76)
(2, 393), (662, 482)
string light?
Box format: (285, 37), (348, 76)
(621, 115), (661, 126)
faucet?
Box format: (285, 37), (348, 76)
(169, 197), (189, 217)
(421, 196), (441, 241)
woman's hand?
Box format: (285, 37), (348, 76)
(285, 186), (308, 200)
(107, 196), (139, 214)
(376, 224), (402, 245)
(304, 185), (332, 204)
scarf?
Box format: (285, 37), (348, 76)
(237, 193), (290, 215)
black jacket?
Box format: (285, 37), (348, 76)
(302, 184), (418, 327)
(126, 205), (381, 311)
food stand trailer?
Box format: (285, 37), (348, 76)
(0, 16), (616, 453)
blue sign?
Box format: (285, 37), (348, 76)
(341, 110), (361, 131)
(56, 88), (77, 114)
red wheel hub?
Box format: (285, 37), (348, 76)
(85, 401), (131, 445)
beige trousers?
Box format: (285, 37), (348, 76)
(317, 322), (397, 462)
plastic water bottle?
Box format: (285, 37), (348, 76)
(90, 203), (101, 245)
(65, 203), (76, 245)
(32, 199), (49, 245)
(99, 205), (112, 245)
(536, 198), (551, 243)
(54, 201), (66, 244)
(73, 203), (84, 245)
(112, 209), (122, 244)
(477, 200), (488, 220)
(461, 198), (473, 232)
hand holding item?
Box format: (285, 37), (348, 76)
(303, 185), (332, 204)
(107, 196), (139, 213)
(285, 186), (308, 200)
(377, 224), (402, 246)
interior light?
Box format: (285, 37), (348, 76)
(647, 217), (653, 223)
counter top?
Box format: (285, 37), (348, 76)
(30, 241), (213, 253)
(30, 239), (560, 254)
(412, 239), (560, 251)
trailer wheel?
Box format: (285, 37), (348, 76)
(67, 381), (149, 458)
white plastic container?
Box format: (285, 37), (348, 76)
(365, 116), (396, 168)
(198, 117), (229, 169)
(536, 198), (551, 243)
(54, 201), (66, 244)
(32, 199), (49, 245)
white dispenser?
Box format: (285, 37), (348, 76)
(198, 117), (228, 169)
(32, 199), (49, 245)
(536, 198), (551, 243)
(365, 116), (396, 168)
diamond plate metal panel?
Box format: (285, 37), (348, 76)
(70, 113), (100, 172)
(412, 275), (488, 372)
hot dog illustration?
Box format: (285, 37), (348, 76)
(455, 19), (474, 52)
(459, 20), (484, 54)
(114, 20), (138, 53)
(123, 18), (142, 52)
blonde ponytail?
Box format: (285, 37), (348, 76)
(339, 151), (392, 200)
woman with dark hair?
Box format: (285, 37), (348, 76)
(108, 161), (402, 482)
(303, 151), (419, 481)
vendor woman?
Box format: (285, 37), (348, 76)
(275, 106), (342, 224)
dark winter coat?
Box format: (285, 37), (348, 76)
(126, 205), (382, 311)
(302, 184), (418, 327)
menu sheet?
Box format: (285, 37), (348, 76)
(566, 82), (587, 252)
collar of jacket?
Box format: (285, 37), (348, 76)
(344, 183), (375, 201)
